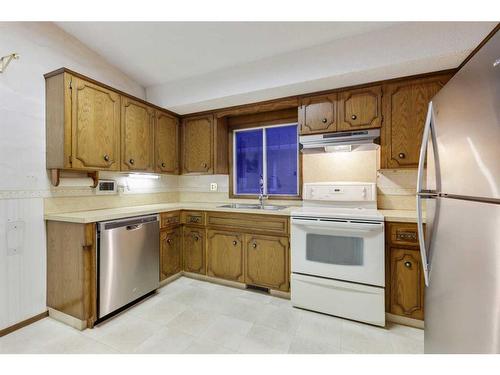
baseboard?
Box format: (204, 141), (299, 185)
(181, 271), (291, 299)
(0, 311), (48, 337)
(182, 271), (248, 290)
(48, 308), (87, 331)
(386, 313), (424, 329)
(159, 272), (182, 287)
(269, 289), (291, 299)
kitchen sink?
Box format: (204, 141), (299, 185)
(218, 203), (287, 211)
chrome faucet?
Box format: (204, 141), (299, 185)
(258, 175), (268, 208)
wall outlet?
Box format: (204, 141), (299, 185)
(7, 220), (25, 256)
(210, 182), (218, 192)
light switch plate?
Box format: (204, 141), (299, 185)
(7, 220), (25, 256)
(210, 182), (218, 192)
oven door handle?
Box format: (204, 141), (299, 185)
(291, 218), (383, 231)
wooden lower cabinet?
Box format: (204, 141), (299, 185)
(386, 222), (425, 321)
(207, 230), (244, 282)
(244, 234), (289, 292)
(46, 221), (97, 328)
(183, 226), (206, 275)
(389, 248), (425, 320)
(160, 226), (182, 281)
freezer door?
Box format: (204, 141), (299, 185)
(431, 30), (500, 200)
(425, 197), (500, 353)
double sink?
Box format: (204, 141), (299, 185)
(218, 203), (287, 211)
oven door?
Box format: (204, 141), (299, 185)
(291, 217), (385, 287)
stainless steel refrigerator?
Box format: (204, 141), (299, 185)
(417, 29), (500, 354)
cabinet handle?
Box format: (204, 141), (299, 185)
(161, 162), (166, 168)
(351, 114), (357, 120)
(396, 232), (417, 241)
(252, 242), (257, 249)
(167, 238), (172, 245)
(129, 158), (135, 165)
(193, 235), (199, 241)
(103, 154), (110, 162)
(321, 118), (327, 123)
(201, 162), (207, 168)
(398, 153), (406, 159)
(404, 261), (412, 268)
(232, 240), (238, 246)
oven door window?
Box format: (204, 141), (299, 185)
(306, 234), (364, 266)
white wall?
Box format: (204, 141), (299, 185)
(0, 22), (146, 330)
(146, 22), (496, 114)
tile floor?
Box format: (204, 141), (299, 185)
(0, 277), (423, 354)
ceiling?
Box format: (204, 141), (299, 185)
(56, 22), (398, 86)
(56, 22), (496, 114)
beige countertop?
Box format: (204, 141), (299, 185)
(45, 202), (420, 224)
(44, 202), (297, 223)
(379, 209), (420, 223)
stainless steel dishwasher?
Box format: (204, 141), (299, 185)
(97, 214), (159, 319)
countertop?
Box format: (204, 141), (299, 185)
(45, 202), (420, 224)
(378, 209), (420, 223)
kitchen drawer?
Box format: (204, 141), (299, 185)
(387, 222), (419, 247)
(206, 212), (289, 235)
(181, 210), (206, 226)
(160, 211), (180, 228)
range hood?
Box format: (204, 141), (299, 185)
(299, 129), (380, 153)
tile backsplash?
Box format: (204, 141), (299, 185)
(44, 166), (418, 212)
(302, 150), (378, 183)
(376, 169), (418, 210)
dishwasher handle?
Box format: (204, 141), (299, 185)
(126, 224), (143, 231)
(98, 214), (159, 231)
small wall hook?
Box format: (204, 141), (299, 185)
(0, 53), (20, 73)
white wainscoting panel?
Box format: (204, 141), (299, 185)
(0, 198), (46, 330)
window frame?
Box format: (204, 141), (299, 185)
(232, 122), (300, 199)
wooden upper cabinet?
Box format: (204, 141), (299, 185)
(155, 110), (179, 174)
(382, 75), (451, 168)
(160, 227), (182, 281)
(389, 248), (425, 320)
(298, 94), (337, 134)
(121, 97), (155, 172)
(45, 73), (122, 171)
(207, 230), (244, 282)
(70, 77), (121, 171)
(338, 85), (382, 131)
(244, 234), (289, 292)
(181, 114), (214, 174)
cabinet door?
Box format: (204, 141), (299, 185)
(390, 248), (425, 320)
(71, 77), (121, 170)
(155, 110), (179, 174)
(181, 115), (214, 174)
(338, 85), (382, 130)
(298, 94), (337, 134)
(121, 97), (155, 171)
(207, 230), (244, 282)
(160, 227), (182, 281)
(245, 234), (289, 291)
(382, 75), (451, 168)
(183, 226), (206, 275)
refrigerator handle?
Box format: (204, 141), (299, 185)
(416, 195), (430, 287)
(416, 101), (433, 193)
(416, 101), (434, 287)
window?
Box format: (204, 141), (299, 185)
(233, 123), (298, 196)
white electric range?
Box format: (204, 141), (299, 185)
(290, 182), (385, 327)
